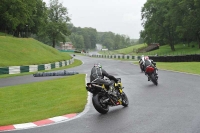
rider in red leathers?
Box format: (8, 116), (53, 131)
(143, 56), (158, 81)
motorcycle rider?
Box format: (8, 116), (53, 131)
(90, 63), (118, 95)
(139, 55), (145, 64)
(139, 55), (145, 71)
(143, 56), (158, 81)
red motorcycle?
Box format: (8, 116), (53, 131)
(145, 65), (158, 85)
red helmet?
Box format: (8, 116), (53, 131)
(144, 56), (149, 60)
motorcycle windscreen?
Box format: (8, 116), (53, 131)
(145, 66), (155, 74)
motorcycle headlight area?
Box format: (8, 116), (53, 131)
(115, 83), (122, 88)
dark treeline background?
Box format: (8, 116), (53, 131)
(0, 0), (140, 51)
(1, 0), (200, 51)
(140, 0), (200, 51)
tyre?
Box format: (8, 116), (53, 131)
(121, 92), (129, 107)
(92, 93), (109, 114)
(140, 65), (144, 72)
(150, 74), (158, 86)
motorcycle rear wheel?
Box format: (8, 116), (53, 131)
(92, 93), (109, 114)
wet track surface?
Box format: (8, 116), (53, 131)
(1, 55), (200, 133)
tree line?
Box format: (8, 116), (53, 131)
(0, 0), (47, 38)
(140, 0), (200, 51)
(66, 26), (134, 51)
(0, 0), (136, 50)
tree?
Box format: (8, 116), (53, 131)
(30, 0), (48, 34)
(45, 0), (71, 48)
(74, 35), (84, 50)
(81, 29), (91, 49)
(114, 34), (121, 50)
(180, 0), (200, 48)
(141, 0), (176, 51)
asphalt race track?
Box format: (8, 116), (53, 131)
(1, 55), (200, 133)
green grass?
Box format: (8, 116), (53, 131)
(156, 62), (200, 74)
(139, 43), (200, 56)
(134, 61), (200, 75)
(115, 44), (147, 55)
(99, 43), (200, 56)
(0, 74), (87, 126)
(0, 36), (71, 67)
(0, 32), (13, 37)
(99, 43), (147, 55)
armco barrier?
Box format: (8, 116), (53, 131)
(0, 58), (74, 75)
(91, 54), (138, 60)
(20, 66), (29, 73)
(0, 67), (9, 74)
(90, 53), (200, 62)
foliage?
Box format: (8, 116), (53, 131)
(44, 0), (71, 48)
(64, 25), (98, 50)
(0, 0), (47, 37)
(141, 0), (200, 50)
(97, 32), (132, 50)
(0, 0), (136, 51)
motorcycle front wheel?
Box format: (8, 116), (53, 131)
(92, 93), (109, 114)
(140, 65), (144, 72)
(121, 92), (129, 107)
(150, 74), (158, 86)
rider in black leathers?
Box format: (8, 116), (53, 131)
(139, 55), (145, 65)
(139, 55), (145, 71)
(90, 63), (118, 93)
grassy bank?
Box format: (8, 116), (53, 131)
(156, 62), (200, 75)
(99, 43), (200, 56)
(0, 36), (71, 67)
(134, 61), (200, 75)
(0, 74), (87, 126)
(145, 43), (200, 56)
(99, 43), (147, 55)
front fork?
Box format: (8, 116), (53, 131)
(107, 87), (123, 105)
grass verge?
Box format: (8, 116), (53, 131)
(134, 62), (200, 75)
(0, 74), (87, 126)
(0, 36), (71, 67)
(156, 62), (200, 75)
